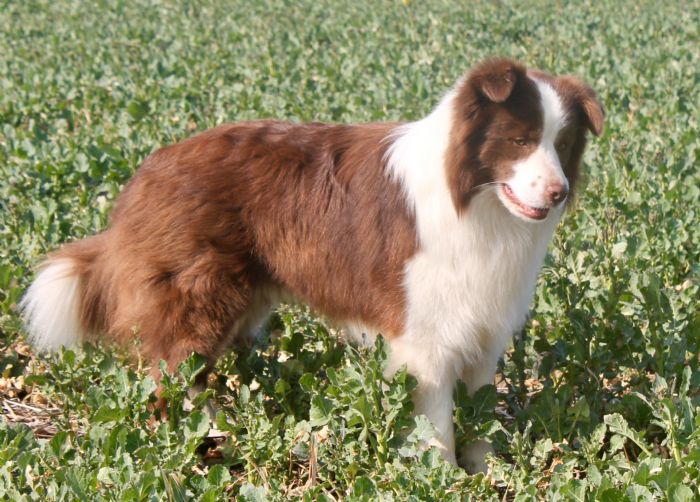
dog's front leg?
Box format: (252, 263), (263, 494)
(386, 338), (458, 465)
(458, 352), (501, 473)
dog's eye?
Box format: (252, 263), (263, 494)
(512, 137), (527, 146)
(557, 141), (568, 150)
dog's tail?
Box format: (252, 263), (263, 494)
(21, 234), (108, 351)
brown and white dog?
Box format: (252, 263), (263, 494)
(22, 58), (603, 471)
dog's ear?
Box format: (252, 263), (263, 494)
(468, 58), (526, 103)
(557, 76), (605, 136)
(580, 89), (604, 136)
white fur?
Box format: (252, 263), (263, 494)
(534, 78), (568, 144)
(21, 258), (84, 350)
(385, 77), (567, 468)
(342, 320), (382, 347)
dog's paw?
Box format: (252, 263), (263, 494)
(458, 440), (493, 474)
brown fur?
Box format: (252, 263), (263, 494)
(53, 121), (417, 380)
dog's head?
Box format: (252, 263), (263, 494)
(447, 58), (604, 222)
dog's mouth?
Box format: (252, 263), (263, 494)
(500, 184), (550, 220)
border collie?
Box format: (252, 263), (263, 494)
(22, 58), (603, 472)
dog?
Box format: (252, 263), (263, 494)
(22, 58), (603, 472)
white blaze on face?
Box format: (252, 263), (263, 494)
(497, 78), (569, 222)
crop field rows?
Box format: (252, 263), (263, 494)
(1, 0), (699, 499)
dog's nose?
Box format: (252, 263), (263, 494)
(547, 183), (569, 205)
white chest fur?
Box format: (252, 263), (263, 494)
(402, 191), (561, 370)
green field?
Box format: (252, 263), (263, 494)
(1, 0), (699, 499)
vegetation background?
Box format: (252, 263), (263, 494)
(1, 0), (699, 499)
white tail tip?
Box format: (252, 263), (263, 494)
(21, 258), (84, 351)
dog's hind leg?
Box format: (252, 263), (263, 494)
(121, 257), (263, 419)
